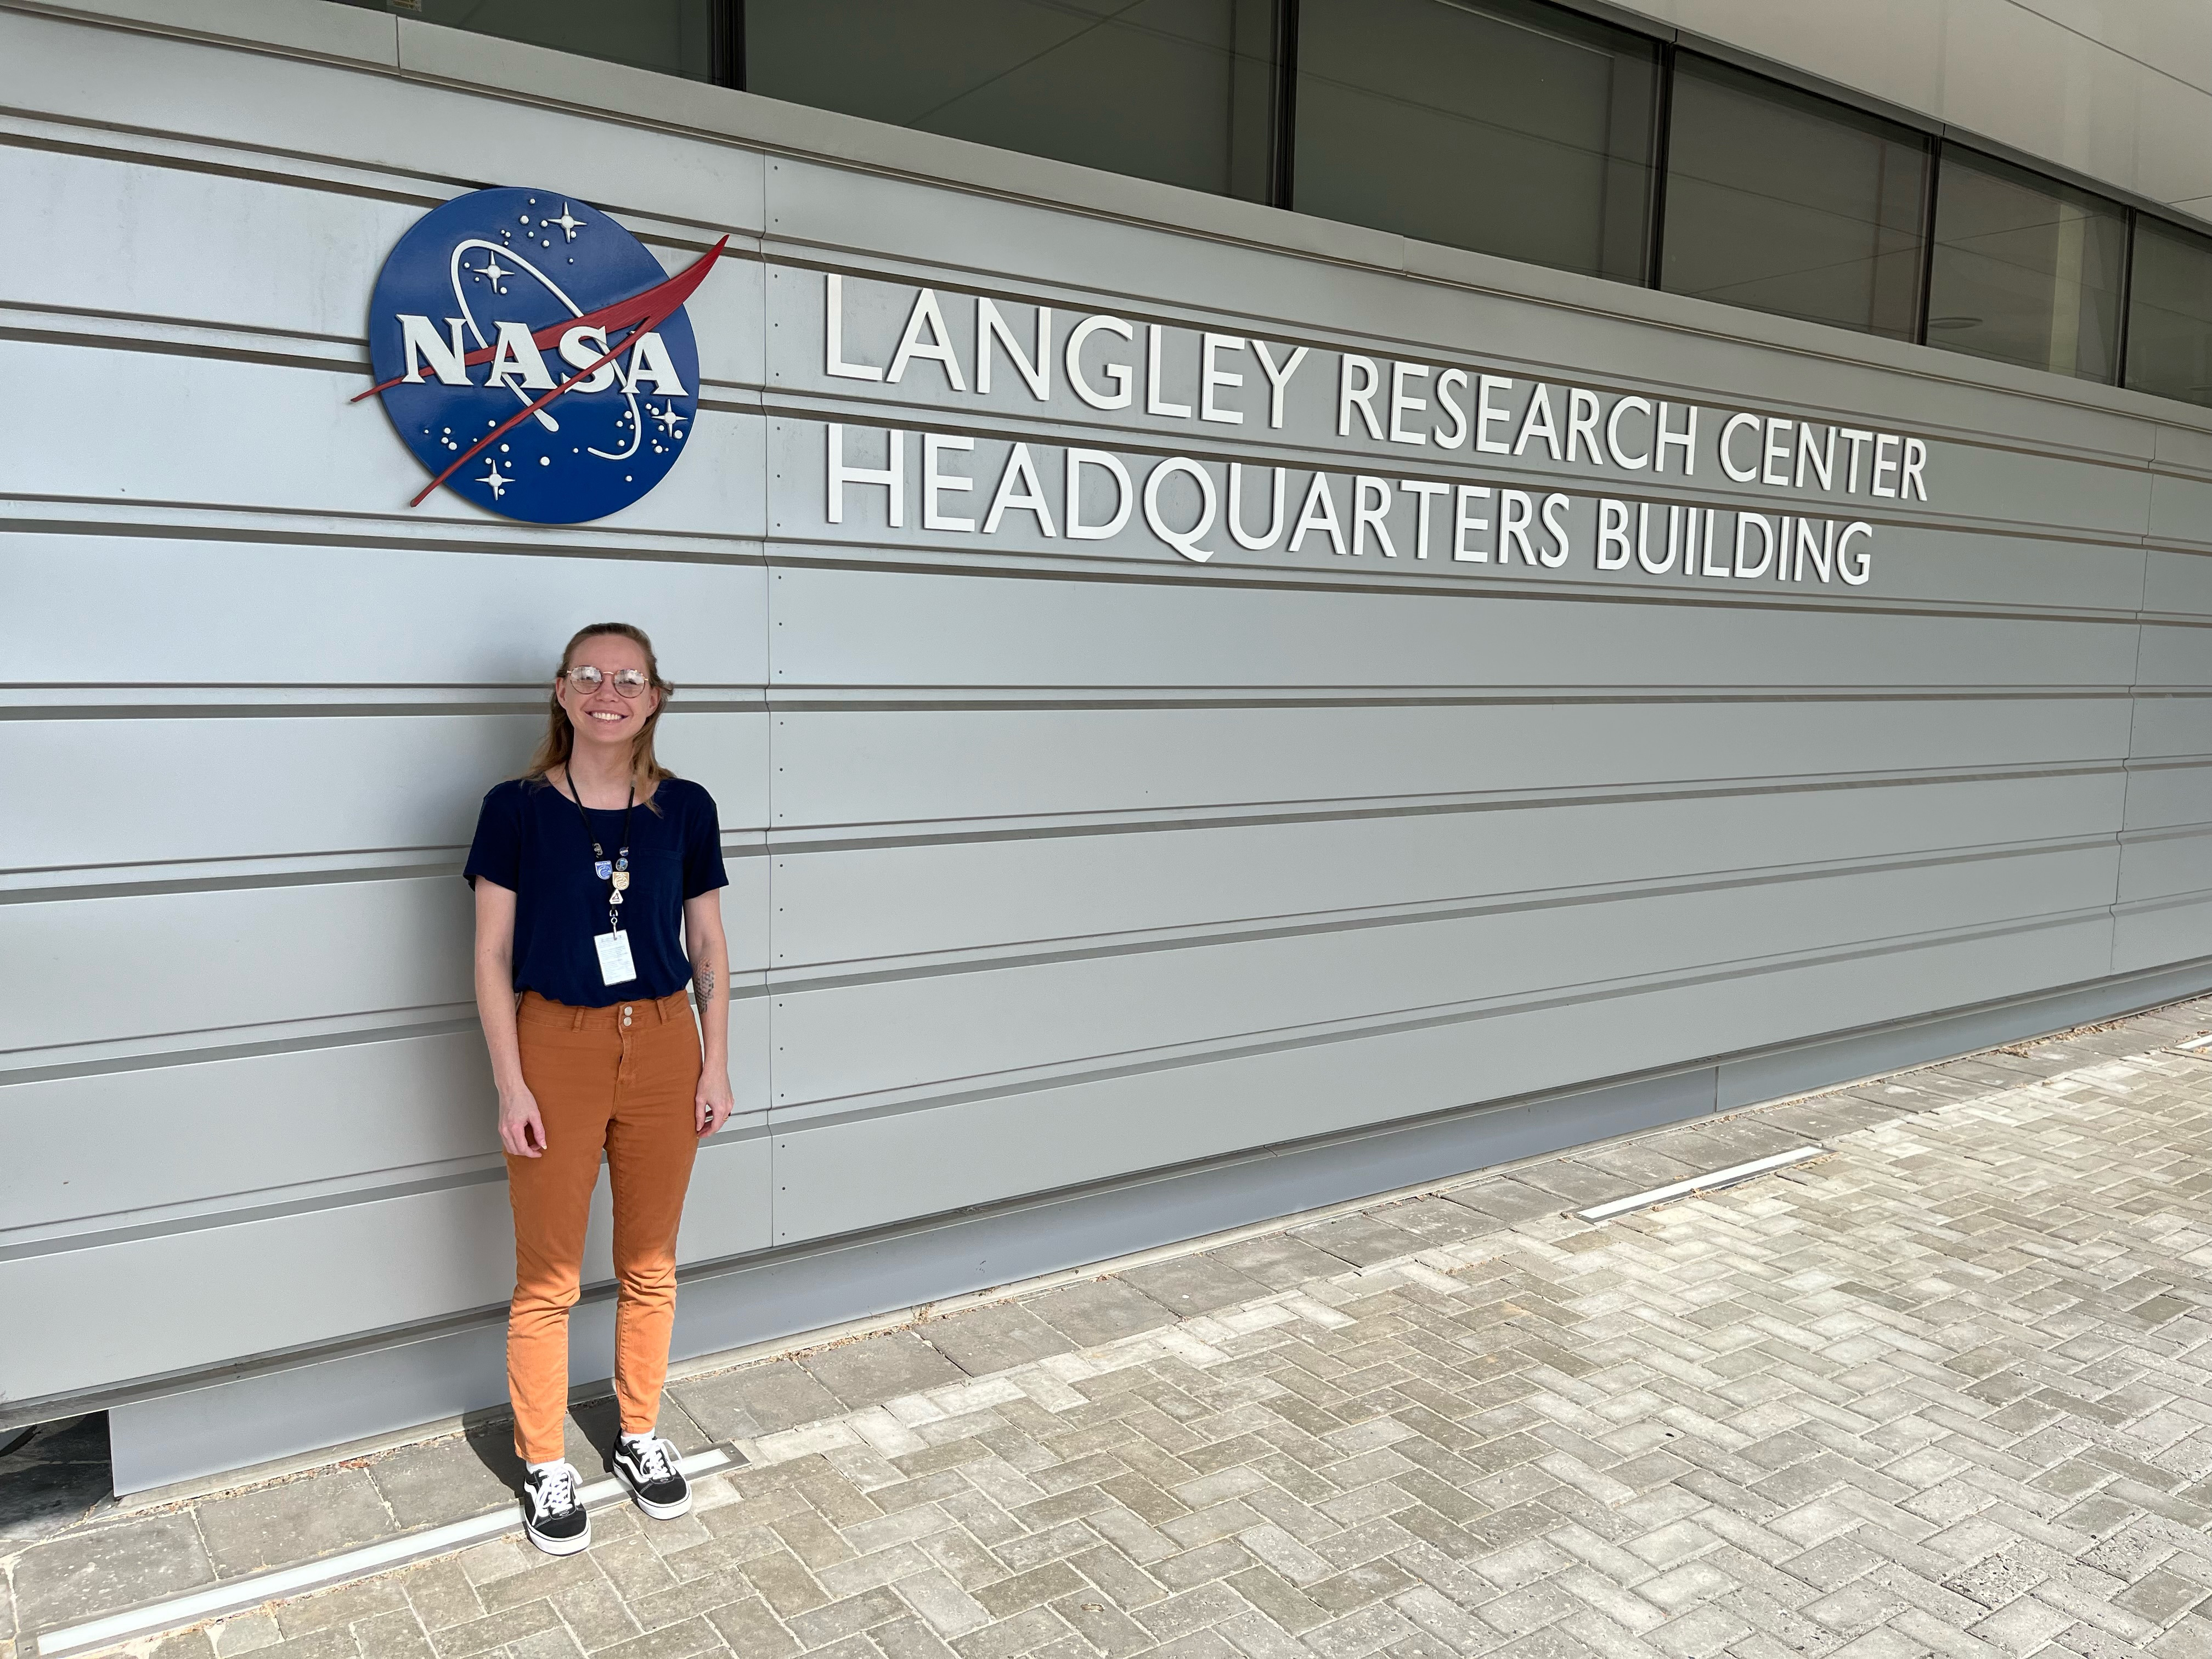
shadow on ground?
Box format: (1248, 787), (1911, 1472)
(0, 1414), (114, 1548)
(458, 1392), (630, 1493)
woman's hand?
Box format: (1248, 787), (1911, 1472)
(696, 1072), (735, 1138)
(499, 1084), (549, 1158)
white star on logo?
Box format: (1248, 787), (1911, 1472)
(550, 204), (584, 240)
(474, 254), (511, 286)
(477, 460), (512, 500)
(651, 402), (687, 437)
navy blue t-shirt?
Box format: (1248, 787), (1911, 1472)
(464, 775), (727, 1008)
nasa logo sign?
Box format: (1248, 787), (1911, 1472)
(357, 186), (725, 524)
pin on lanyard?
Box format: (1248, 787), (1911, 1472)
(561, 770), (635, 933)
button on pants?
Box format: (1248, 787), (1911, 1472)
(507, 989), (701, 1464)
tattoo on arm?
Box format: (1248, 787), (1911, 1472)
(692, 967), (716, 1013)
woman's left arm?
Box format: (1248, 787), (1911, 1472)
(685, 889), (734, 1136)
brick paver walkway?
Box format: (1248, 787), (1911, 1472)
(37, 1005), (2212, 1659)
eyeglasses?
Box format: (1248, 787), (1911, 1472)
(563, 666), (651, 698)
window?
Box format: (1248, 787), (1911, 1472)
(2126, 218), (2212, 409)
(744, 1), (1280, 201)
(331, 0), (722, 82)
(1926, 148), (2128, 383)
(1292, 0), (1659, 284)
(1660, 55), (1928, 341)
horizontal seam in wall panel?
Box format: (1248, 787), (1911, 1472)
(756, 689), (2144, 713)
(761, 834), (2128, 994)
(1, 840), (765, 903)
(1, 986), (777, 1079)
(0, 501), (2175, 622)
(0, 322), (357, 376)
(0, 297), (359, 353)
(765, 763), (2149, 851)
(764, 905), (2126, 1132)
(0, 97), (760, 245)
(0, 770), (2153, 897)
(0, 1120), (775, 1263)
(0, 117), (448, 211)
(752, 545), (2170, 628)
(2113, 887), (2212, 917)
(2118, 823), (2212, 844)
(0, 699), (763, 721)
(0, 1015), (482, 1087)
(0, 861), (459, 904)
(0, 686), (2168, 714)
(0, 504), (769, 561)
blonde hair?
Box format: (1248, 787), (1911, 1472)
(525, 622), (675, 802)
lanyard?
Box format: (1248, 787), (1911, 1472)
(557, 769), (635, 933)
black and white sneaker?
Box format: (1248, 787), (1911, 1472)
(611, 1432), (691, 1519)
(521, 1460), (591, 1555)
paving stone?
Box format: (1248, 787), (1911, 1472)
(369, 1430), (525, 1529)
(920, 1302), (1079, 1375)
(211, 1609), (285, 1655)
(196, 1469), (405, 1577)
(1120, 1255), (1275, 1316)
(672, 1360), (847, 1438)
(800, 1333), (969, 1410)
(1026, 1278), (1180, 1346)
(12, 1510), (216, 1632)
(1289, 1213), (1429, 1267)
(273, 1577), (412, 1635)
(352, 1610), (437, 1659)
(1205, 1234), (1365, 1289)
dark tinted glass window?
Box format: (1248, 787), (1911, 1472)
(1293, 0), (1658, 283)
(745, 1), (1280, 201)
(332, 0), (718, 81)
(1926, 148), (2127, 382)
(2126, 219), (2212, 408)
(1660, 57), (1928, 340)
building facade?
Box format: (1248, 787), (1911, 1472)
(3, 0), (2208, 1492)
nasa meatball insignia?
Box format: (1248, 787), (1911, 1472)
(356, 186), (724, 525)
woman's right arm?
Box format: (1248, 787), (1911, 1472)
(473, 877), (546, 1157)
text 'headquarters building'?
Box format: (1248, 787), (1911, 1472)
(3, 0), (2208, 1490)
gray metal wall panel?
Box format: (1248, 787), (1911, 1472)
(3, 537), (770, 688)
(5, 0), (2209, 1459)
(765, 702), (2133, 828)
(769, 774), (2129, 970)
(0, 1132), (770, 1402)
(766, 910), (2117, 1244)
(761, 565), (2144, 689)
(764, 846), (2120, 1108)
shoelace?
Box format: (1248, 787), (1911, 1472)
(532, 1463), (579, 1517)
(629, 1435), (678, 1483)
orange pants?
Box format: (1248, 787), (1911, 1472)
(507, 990), (701, 1464)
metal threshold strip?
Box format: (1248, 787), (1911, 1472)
(36, 1448), (738, 1658)
(1575, 1147), (1825, 1221)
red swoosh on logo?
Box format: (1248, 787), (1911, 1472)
(354, 236), (727, 509)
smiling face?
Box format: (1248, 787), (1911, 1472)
(555, 631), (661, 759)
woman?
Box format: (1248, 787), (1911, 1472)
(465, 622), (732, 1555)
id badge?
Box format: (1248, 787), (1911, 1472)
(594, 929), (638, 986)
